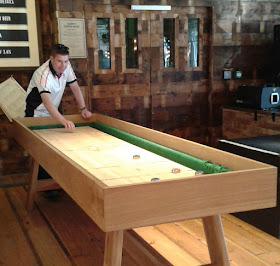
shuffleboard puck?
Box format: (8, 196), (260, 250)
(195, 170), (204, 176)
(171, 168), (181, 173)
(133, 155), (140, 159)
(151, 178), (160, 181)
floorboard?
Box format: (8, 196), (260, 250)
(1, 187), (280, 266)
(0, 189), (38, 265)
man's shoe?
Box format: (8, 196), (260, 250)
(44, 189), (59, 200)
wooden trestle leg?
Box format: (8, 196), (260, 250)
(103, 230), (124, 266)
(26, 158), (39, 211)
(202, 214), (230, 266)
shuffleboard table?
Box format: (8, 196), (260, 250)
(13, 114), (277, 266)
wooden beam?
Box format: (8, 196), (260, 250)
(202, 215), (230, 266)
(37, 179), (61, 191)
(0, 173), (29, 188)
(26, 158), (39, 211)
(104, 230), (124, 266)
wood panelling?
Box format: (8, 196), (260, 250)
(222, 107), (280, 140)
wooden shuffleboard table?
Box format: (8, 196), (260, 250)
(13, 114), (277, 266)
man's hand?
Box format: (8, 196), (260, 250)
(61, 119), (75, 130)
(41, 93), (75, 130)
(81, 109), (92, 119)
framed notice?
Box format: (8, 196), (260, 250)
(0, 0), (40, 68)
(58, 18), (87, 58)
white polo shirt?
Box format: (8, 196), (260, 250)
(25, 59), (76, 117)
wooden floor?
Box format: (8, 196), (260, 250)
(1, 186), (280, 266)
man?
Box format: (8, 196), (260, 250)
(25, 43), (91, 198)
(25, 43), (91, 127)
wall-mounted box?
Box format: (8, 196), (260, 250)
(234, 71), (242, 79)
(223, 70), (232, 80)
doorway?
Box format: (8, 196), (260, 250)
(86, 4), (211, 137)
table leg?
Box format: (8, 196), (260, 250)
(26, 158), (39, 211)
(202, 214), (230, 266)
(103, 230), (124, 266)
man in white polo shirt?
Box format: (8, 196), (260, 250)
(25, 43), (91, 128)
(25, 44), (92, 197)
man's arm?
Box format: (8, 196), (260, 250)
(41, 93), (75, 130)
(69, 81), (92, 119)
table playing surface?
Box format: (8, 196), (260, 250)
(34, 126), (196, 186)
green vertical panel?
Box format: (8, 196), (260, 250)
(125, 18), (138, 69)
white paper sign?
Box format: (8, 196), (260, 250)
(0, 77), (26, 122)
(58, 18), (87, 58)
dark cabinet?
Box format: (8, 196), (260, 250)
(219, 135), (280, 238)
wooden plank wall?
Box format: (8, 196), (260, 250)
(81, 5), (211, 143)
(1, 0), (280, 186)
(209, 0), (280, 145)
(222, 107), (280, 139)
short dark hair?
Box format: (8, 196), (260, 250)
(50, 44), (69, 57)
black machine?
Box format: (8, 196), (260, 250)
(236, 85), (280, 110)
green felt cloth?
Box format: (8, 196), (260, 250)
(28, 123), (93, 131)
(92, 122), (230, 174)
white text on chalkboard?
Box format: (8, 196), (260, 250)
(0, 16), (11, 21)
(0, 0), (15, 4)
(0, 49), (12, 54)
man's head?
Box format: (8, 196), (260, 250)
(50, 44), (70, 75)
(50, 43), (69, 57)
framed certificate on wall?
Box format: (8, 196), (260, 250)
(58, 18), (87, 58)
(0, 0), (40, 68)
